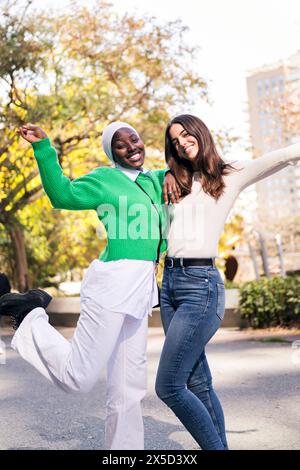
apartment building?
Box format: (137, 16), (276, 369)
(247, 51), (300, 221)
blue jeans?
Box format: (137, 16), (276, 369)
(155, 265), (228, 450)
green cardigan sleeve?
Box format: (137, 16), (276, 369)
(32, 138), (105, 210)
(151, 168), (170, 187)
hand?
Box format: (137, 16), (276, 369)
(18, 124), (48, 143)
(163, 171), (181, 204)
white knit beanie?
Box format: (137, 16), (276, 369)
(102, 121), (139, 163)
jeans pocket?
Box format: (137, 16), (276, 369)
(216, 283), (225, 321)
(182, 267), (209, 284)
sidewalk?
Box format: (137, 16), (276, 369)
(0, 325), (299, 450)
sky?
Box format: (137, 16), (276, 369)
(36, 0), (300, 159)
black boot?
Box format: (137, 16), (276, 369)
(0, 289), (52, 329)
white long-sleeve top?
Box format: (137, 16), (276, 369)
(167, 143), (300, 258)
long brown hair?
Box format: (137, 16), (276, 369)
(165, 114), (237, 200)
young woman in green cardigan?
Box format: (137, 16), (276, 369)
(1, 121), (178, 450)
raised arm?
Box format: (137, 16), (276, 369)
(19, 124), (106, 210)
(237, 142), (300, 191)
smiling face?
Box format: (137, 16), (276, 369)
(169, 123), (199, 164)
(111, 127), (145, 170)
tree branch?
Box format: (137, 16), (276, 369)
(0, 169), (39, 211)
(8, 185), (43, 215)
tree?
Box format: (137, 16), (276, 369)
(0, 0), (208, 290)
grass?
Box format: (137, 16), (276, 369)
(255, 336), (292, 343)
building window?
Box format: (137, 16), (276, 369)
(279, 77), (284, 92)
(264, 79), (270, 95)
(271, 77), (277, 92)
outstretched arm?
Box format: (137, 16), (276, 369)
(19, 124), (105, 210)
(237, 142), (300, 191)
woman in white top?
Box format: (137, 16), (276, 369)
(156, 114), (300, 450)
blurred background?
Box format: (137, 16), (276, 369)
(0, 0), (300, 295)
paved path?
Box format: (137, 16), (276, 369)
(0, 326), (299, 450)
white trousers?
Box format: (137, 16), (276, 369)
(11, 274), (148, 450)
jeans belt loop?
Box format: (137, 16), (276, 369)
(180, 258), (184, 268)
(169, 257), (174, 268)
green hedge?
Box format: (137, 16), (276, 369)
(239, 276), (300, 328)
